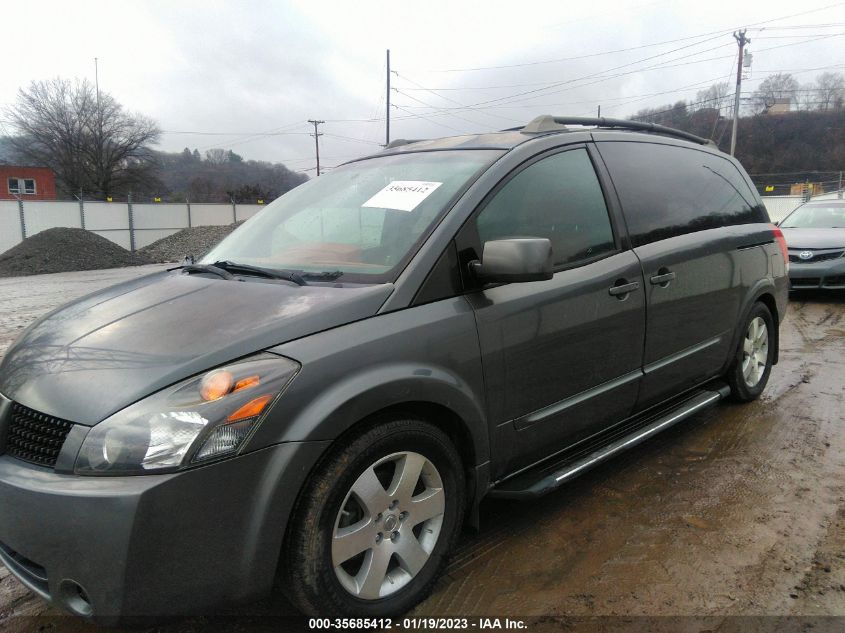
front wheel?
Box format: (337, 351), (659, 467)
(727, 302), (775, 402)
(282, 418), (465, 617)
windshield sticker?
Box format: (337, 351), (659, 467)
(362, 181), (443, 212)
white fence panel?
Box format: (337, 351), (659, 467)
(0, 201), (23, 254)
(24, 201), (82, 236)
(235, 204), (264, 223)
(191, 204), (235, 226)
(808, 191), (844, 201)
(134, 228), (182, 250)
(133, 204), (189, 230)
(91, 230), (132, 250)
(762, 196), (804, 223)
(85, 202), (130, 230)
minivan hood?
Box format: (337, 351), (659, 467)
(780, 227), (845, 249)
(0, 271), (393, 425)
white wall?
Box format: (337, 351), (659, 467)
(0, 200), (260, 254)
(133, 203), (189, 229)
(22, 201), (82, 235)
(0, 201), (23, 254)
(190, 204), (235, 226)
(761, 196), (804, 223)
(807, 191), (845, 202)
(235, 204), (264, 222)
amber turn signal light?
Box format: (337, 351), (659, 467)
(233, 375), (260, 392)
(226, 394), (274, 422)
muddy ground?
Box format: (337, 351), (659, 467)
(0, 267), (844, 631)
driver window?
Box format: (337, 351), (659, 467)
(476, 148), (615, 267)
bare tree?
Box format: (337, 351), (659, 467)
(4, 78), (160, 197)
(694, 82), (731, 112)
(813, 72), (845, 111)
(751, 73), (799, 113)
(204, 148), (230, 165)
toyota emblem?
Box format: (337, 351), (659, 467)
(799, 251), (814, 260)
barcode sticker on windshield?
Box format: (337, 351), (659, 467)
(362, 181), (442, 212)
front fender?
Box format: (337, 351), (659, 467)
(275, 362), (488, 460)
(247, 297), (490, 468)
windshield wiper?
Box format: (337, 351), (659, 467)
(211, 261), (307, 286)
(299, 270), (344, 281)
(169, 263), (236, 280)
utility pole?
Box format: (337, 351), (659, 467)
(597, 105), (601, 117)
(386, 49), (391, 147)
(308, 119), (324, 176)
(730, 30), (749, 157)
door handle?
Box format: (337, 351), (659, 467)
(608, 280), (640, 297)
(650, 270), (677, 286)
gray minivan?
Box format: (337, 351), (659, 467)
(0, 116), (789, 620)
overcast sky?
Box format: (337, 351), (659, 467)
(1, 0), (843, 174)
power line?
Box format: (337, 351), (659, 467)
(392, 105), (467, 134)
(390, 33), (845, 122)
(394, 73), (520, 124)
(420, 4), (845, 73)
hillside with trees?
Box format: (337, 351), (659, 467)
(630, 72), (845, 192)
(151, 147), (308, 203)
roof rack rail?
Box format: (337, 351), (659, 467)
(514, 115), (714, 147)
(384, 139), (423, 149)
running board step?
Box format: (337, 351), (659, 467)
(489, 384), (730, 500)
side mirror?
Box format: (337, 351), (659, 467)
(469, 238), (553, 283)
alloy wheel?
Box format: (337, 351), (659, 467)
(741, 316), (769, 388)
(331, 451), (445, 600)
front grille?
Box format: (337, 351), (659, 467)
(5, 402), (74, 467)
(823, 275), (845, 287)
(788, 250), (845, 263)
(791, 277), (821, 288)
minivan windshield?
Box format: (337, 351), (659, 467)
(202, 150), (502, 283)
(780, 204), (845, 229)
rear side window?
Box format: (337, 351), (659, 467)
(475, 148), (615, 267)
(598, 142), (767, 247)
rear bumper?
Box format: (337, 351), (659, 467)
(788, 259), (845, 290)
(0, 440), (328, 621)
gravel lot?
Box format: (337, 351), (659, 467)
(0, 268), (844, 631)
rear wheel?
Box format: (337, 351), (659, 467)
(282, 418), (465, 616)
(727, 302), (775, 402)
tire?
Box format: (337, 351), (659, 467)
(727, 302), (775, 402)
(282, 418), (466, 617)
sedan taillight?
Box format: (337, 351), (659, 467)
(771, 224), (789, 268)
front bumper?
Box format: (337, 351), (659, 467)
(788, 259), (845, 290)
(0, 440), (328, 621)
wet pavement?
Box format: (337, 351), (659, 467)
(0, 268), (844, 631)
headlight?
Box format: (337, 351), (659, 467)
(74, 353), (299, 475)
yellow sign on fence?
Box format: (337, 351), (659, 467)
(764, 186), (774, 192)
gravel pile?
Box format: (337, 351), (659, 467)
(139, 222), (243, 263)
(0, 228), (151, 277)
